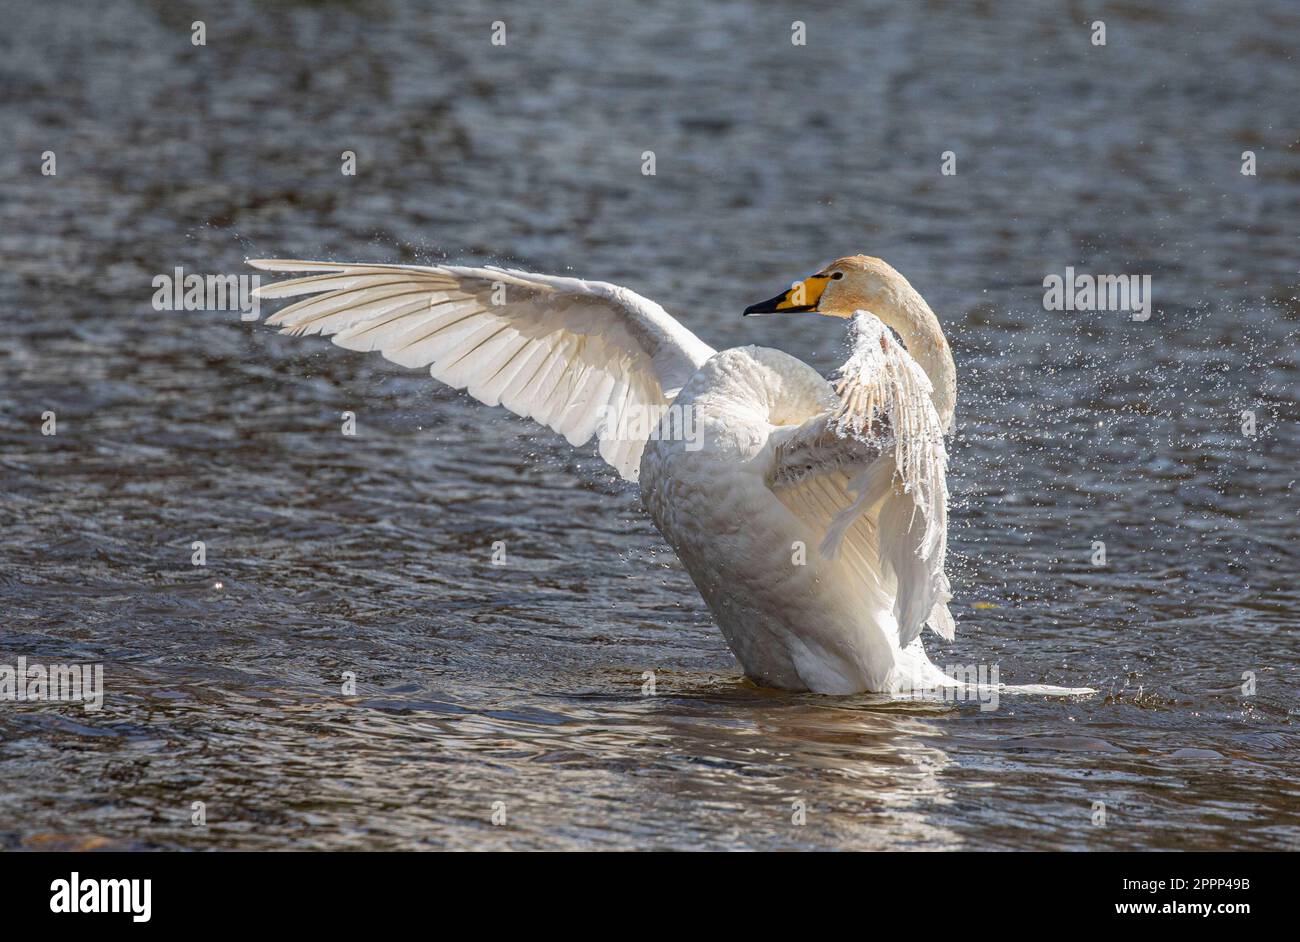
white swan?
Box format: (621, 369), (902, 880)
(248, 254), (1092, 697)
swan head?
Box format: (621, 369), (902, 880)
(742, 255), (957, 432)
(742, 255), (911, 319)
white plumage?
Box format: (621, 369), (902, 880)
(250, 254), (1093, 697)
(250, 259), (712, 481)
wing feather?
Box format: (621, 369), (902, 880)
(768, 312), (954, 645)
(250, 259), (716, 481)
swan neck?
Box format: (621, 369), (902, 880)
(857, 290), (956, 432)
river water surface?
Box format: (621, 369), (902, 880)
(1, 0), (1297, 850)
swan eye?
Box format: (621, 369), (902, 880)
(830, 272), (844, 280)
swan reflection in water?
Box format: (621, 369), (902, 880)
(302, 671), (968, 851)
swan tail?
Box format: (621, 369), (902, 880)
(889, 641), (1096, 699)
(996, 683), (1097, 696)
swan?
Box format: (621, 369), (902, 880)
(248, 254), (1093, 697)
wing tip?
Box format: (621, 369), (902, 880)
(247, 258), (350, 273)
(928, 602), (956, 641)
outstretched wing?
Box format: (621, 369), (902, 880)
(767, 312), (954, 645)
(249, 259), (716, 482)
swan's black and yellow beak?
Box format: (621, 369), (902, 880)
(742, 274), (832, 316)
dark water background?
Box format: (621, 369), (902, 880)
(0, 0), (1297, 850)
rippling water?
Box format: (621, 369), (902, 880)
(1, 0), (1297, 850)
